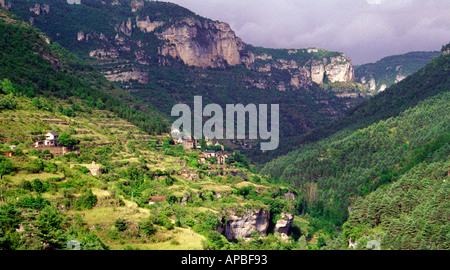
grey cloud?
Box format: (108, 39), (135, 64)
(162, 0), (450, 64)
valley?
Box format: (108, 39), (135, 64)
(0, 0), (448, 252)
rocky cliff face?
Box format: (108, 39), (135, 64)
(224, 209), (270, 240)
(157, 17), (249, 68)
(248, 49), (355, 90)
(155, 16), (355, 86)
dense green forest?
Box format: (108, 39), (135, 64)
(261, 50), (450, 248)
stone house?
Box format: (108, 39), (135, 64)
(216, 153), (231, 165)
(35, 132), (60, 147)
(204, 150), (216, 158)
(198, 154), (206, 164)
(182, 139), (195, 149)
(44, 132), (59, 146)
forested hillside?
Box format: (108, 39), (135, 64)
(261, 48), (450, 249)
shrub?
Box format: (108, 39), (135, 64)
(114, 218), (128, 232)
(76, 189), (97, 209)
(139, 219), (156, 236)
(0, 156), (15, 177)
(16, 196), (50, 210)
(26, 159), (45, 174)
(31, 178), (48, 194)
(58, 132), (80, 147)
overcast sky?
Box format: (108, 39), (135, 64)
(161, 0), (450, 65)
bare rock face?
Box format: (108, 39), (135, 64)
(325, 55), (355, 83)
(249, 49), (354, 88)
(311, 62), (325, 84)
(224, 209), (270, 240)
(118, 18), (133, 36)
(130, 0), (144, 12)
(274, 213), (294, 237)
(136, 16), (164, 33)
(29, 4), (50, 15)
(157, 18), (248, 68)
(77, 30), (85, 41)
(283, 191), (298, 201)
(290, 68), (312, 89)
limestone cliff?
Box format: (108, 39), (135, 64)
(103, 68), (148, 84)
(157, 17), (249, 68)
(224, 209), (270, 240)
(249, 48), (355, 89)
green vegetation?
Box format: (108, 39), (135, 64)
(261, 51), (450, 249)
(260, 49), (449, 162)
(2, 0), (449, 251)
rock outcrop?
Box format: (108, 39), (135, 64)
(89, 48), (120, 59)
(250, 49), (354, 87)
(157, 17), (249, 68)
(29, 3), (50, 15)
(103, 69), (149, 84)
(224, 209), (270, 240)
(273, 213), (294, 237)
(136, 16), (164, 33)
(324, 55), (355, 82)
(130, 0), (144, 12)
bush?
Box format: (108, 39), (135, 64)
(114, 218), (128, 232)
(31, 178), (48, 194)
(203, 212), (221, 231)
(76, 189), (97, 209)
(26, 159), (45, 174)
(139, 219), (156, 236)
(16, 196), (50, 210)
(58, 132), (80, 147)
(0, 156), (15, 177)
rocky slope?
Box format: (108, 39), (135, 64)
(354, 51), (440, 94)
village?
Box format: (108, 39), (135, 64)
(173, 136), (233, 167)
(3, 129), (244, 207)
